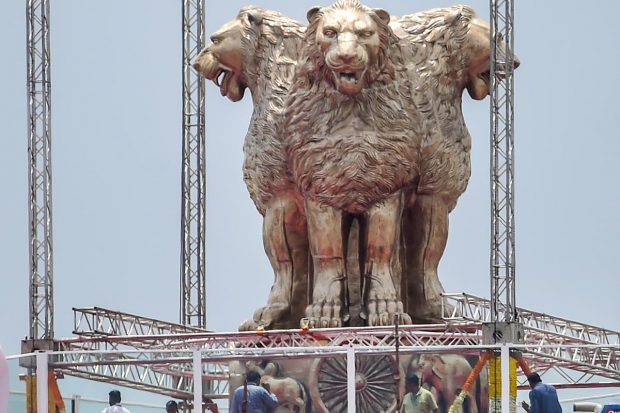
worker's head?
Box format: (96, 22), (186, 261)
(526, 372), (542, 389)
(166, 400), (179, 413)
(108, 390), (122, 405)
(405, 374), (420, 394)
(246, 371), (261, 385)
(203, 397), (218, 412)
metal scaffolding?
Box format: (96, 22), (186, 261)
(55, 322), (484, 399)
(180, 0), (207, 328)
(72, 306), (208, 338)
(53, 308), (620, 398)
(489, 0), (518, 325)
(26, 0), (54, 341)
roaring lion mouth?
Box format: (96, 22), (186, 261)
(207, 64), (245, 102)
(338, 70), (361, 85)
(213, 68), (227, 87)
(478, 54), (520, 87)
(332, 68), (366, 95)
(467, 69), (492, 100)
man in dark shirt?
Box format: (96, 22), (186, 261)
(521, 373), (562, 413)
(231, 371), (278, 413)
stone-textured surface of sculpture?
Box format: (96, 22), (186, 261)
(193, 7), (309, 330)
(194, 1), (518, 330)
(391, 5), (518, 321)
(282, 1), (419, 327)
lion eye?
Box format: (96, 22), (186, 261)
(210, 36), (221, 45)
(323, 29), (336, 38)
(360, 31), (374, 38)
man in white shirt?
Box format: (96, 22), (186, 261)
(401, 375), (439, 413)
(101, 390), (131, 413)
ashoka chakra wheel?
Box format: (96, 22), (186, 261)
(314, 354), (400, 413)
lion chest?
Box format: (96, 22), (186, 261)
(286, 120), (419, 213)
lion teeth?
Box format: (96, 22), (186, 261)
(215, 70), (226, 87)
(339, 72), (358, 84)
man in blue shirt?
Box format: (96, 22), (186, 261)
(521, 373), (562, 413)
(231, 371), (278, 413)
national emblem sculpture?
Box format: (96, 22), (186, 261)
(193, 1), (519, 330)
(193, 7), (310, 329)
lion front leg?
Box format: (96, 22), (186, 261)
(305, 198), (345, 328)
(363, 191), (412, 326)
(239, 195), (308, 331)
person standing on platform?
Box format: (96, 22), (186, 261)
(231, 371), (278, 413)
(521, 372), (562, 413)
(401, 374), (439, 413)
(102, 390), (131, 413)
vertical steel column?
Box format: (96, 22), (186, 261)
(193, 350), (203, 412)
(27, 0), (54, 341)
(489, 0), (517, 324)
(501, 345), (511, 413)
(36, 352), (49, 413)
(346, 346), (356, 413)
(181, 0), (207, 328)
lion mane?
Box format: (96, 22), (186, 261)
(223, 7), (306, 215)
(395, 6), (481, 205)
(282, 0), (421, 214)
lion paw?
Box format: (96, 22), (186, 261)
(364, 294), (411, 326)
(238, 303), (290, 331)
(305, 300), (343, 328)
(238, 319), (260, 331)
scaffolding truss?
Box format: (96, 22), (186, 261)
(72, 307), (208, 338)
(443, 293), (620, 346)
(444, 293), (620, 382)
(489, 0), (517, 325)
(48, 300), (619, 398)
(180, 0), (207, 329)
(54, 323), (483, 399)
(26, 0), (54, 341)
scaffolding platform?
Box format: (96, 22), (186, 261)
(44, 293), (619, 400)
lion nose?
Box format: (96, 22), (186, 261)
(337, 44), (359, 64)
(336, 33), (359, 63)
(337, 51), (357, 65)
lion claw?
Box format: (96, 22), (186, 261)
(365, 296), (411, 326)
(238, 303), (290, 331)
(305, 300), (343, 328)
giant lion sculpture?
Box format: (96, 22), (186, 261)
(282, 0), (420, 327)
(391, 5), (520, 320)
(193, 7), (310, 330)
(194, 1), (518, 329)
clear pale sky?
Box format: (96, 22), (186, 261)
(0, 0), (618, 404)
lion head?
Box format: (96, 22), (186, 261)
(193, 7), (304, 102)
(393, 6), (520, 101)
(297, 0), (395, 96)
(463, 15), (520, 100)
